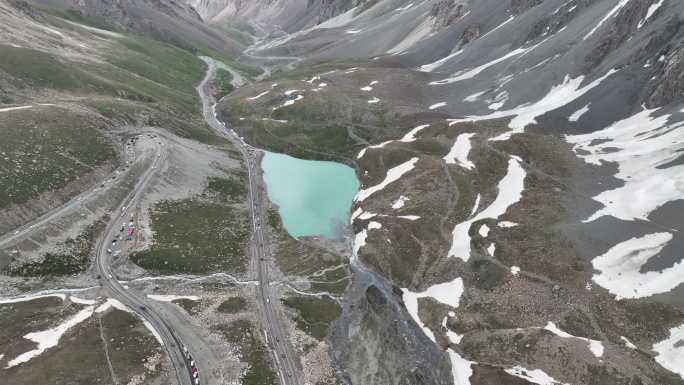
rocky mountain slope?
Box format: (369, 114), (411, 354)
(214, 0), (684, 384)
(28, 0), (243, 54)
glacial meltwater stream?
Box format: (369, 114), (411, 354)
(261, 152), (359, 239)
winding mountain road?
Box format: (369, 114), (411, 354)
(92, 137), (206, 385)
(197, 56), (304, 385)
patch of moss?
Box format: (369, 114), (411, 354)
(281, 296), (341, 340)
(206, 176), (247, 202)
(469, 259), (507, 291)
(0, 108), (116, 208)
(214, 68), (235, 99)
(130, 199), (249, 274)
(217, 297), (247, 314)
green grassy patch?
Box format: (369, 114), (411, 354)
(558, 311), (599, 340)
(206, 176), (247, 202)
(0, 45), (89, 90)
(217, 297), (247, 313)
(214, 68), (235, 99)
(108, 36), (206, 95)
(469, 258), (507, 291)
(274, 233), (341, 276)
(281, 296), (341, 340)
(214, 320), (276, 385)
(0, 107), (116, 209)
(130, 199), (249, 274)
(622, 301), (684, 340)
(221, 26), (254, 46)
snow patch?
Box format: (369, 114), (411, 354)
(429, 102), (447, 110)
(621, 336), (637, 349)
(359, 211), (378, 220)
(368, 97), (380, 104)
(478, 224), (490, 237)
(591, 232), (683, 299)
(402, 278), (465, 341)
(400, 124), (430, 142)
(431, 39), (546, 85)
(356, 158), (419, 202)
(566, 108), (684, 222)
(505, 366), (569, 385)
(446, 69), (616, 141)
(511, 266), (520, 275)
(447, 349), (474, 385)
(653, 324), (684, 379)
(0, 293), (66, 304)
(247, 90), (270, 100)
(397, 215), (421, 220)
(487, 243), (496, 256)
(443, 133), (476, 170)
(488, 91), (509, 110)
(584, 0), (631, 40)
(392, 195), (410, 209)
(274, 95), (303, 110)
(7, 305), (95, 368)
(69, 296), (97, 305)
(481, 15), (515, 40)
(568, 103), (591, 122)
(443, 317), (464, 344)
(0, 105), (33, 113)
(544, 322), (604, 357)
(498, 221), (518, 228)
(419, 49), (464, 72)
(464, 90), (487, 102)
(447, 158), (526, 261)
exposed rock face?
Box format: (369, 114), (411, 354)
(28, 0), (241, 54)
(431, 0), (466, 30)
(510, 0), (544, 15)
(461, 25), (481, 44)
(645, 44), (684, 107)
(332, 277), (454, 385)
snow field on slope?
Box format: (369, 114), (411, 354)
(566, 108), (684, 223)
(447, 157), (526, 261)
(505, 366), (569, 385)
(355, 157), (419, 201)
(591, 232), (684, 299)
(544, 322), (604, 358)
(4, 296), (167, 368)
(446, 70), (616, 142)
(443, 133), (475, 170)
(653, 324), (684, 379)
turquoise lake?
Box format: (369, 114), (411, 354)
(261, 152), (359, 239)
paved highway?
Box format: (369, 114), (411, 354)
(197, 56), (304, 385)
(93, 136), (198, 385)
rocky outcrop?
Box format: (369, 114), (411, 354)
(332, 275), (454, 385)
(644, 42), (684, 107)
(510, 0), (544, 15)
(431, 0), (466, 30)
(28, 0), (242, 54)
